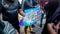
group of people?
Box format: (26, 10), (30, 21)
(0, 0), (39, 34)
(21, 0), (60, 34)
(0, 0), (60, 34)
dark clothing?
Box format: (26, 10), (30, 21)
(42, 8), (60, 34)
(41, 13), (44, 24)
(2, 0), (21, 21)
(51, 7), (60, 25)
(32, 0), (37, 6)
(0, 3), (5, 34)
(58, 29), (60, 34)
(42, 1), (59, 34)
(23, 1), (32, 10)
(0, 3), (2, 13)
(49, 7), (60, 34)
(58, 0), (60, 6)
(23, 0), (33, 10)
(0, 21), (5, 34)
(44, 1), (59, 23)
(23, 0), (37, 10)
(1, 0), (21, 33)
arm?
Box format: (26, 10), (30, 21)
(47, 23), (57, 34)
(18, 9), (25, 17)
(18, 1), (25, 17)
(18, 9), (25, 21)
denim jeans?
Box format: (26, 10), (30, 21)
(40, 13), (44, 24)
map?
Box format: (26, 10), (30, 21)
(19, 6), (40, 26)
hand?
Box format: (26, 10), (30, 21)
(16, 32), (19, 34)
(53, 22), (60, 33)
(36, 15), (40, 19)
(53, 25), (59, 33)
(47, 23), (57, 34)
(16, 30), (20, 34)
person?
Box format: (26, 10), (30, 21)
(1, 0), (25, 33)
(0, 13), (17, 34)
(39, 0), (45, 27)
(0, 3), (17, 34)
(38, 0), (48, 27)
(21, 0), (38, 34)
(51, 6), (60, 34)
(42, 0), (59, 34)
(0, 3), (5, 34)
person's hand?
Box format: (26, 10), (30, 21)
(19, 9), (25, 17)
(16, 30), (20, 34)
(47, 23), (57, 34)
(36, 15), (40, 19)
(53, 22), (60, 33)
(16, 32), (19, 34)
(53, 25), (59, 33)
